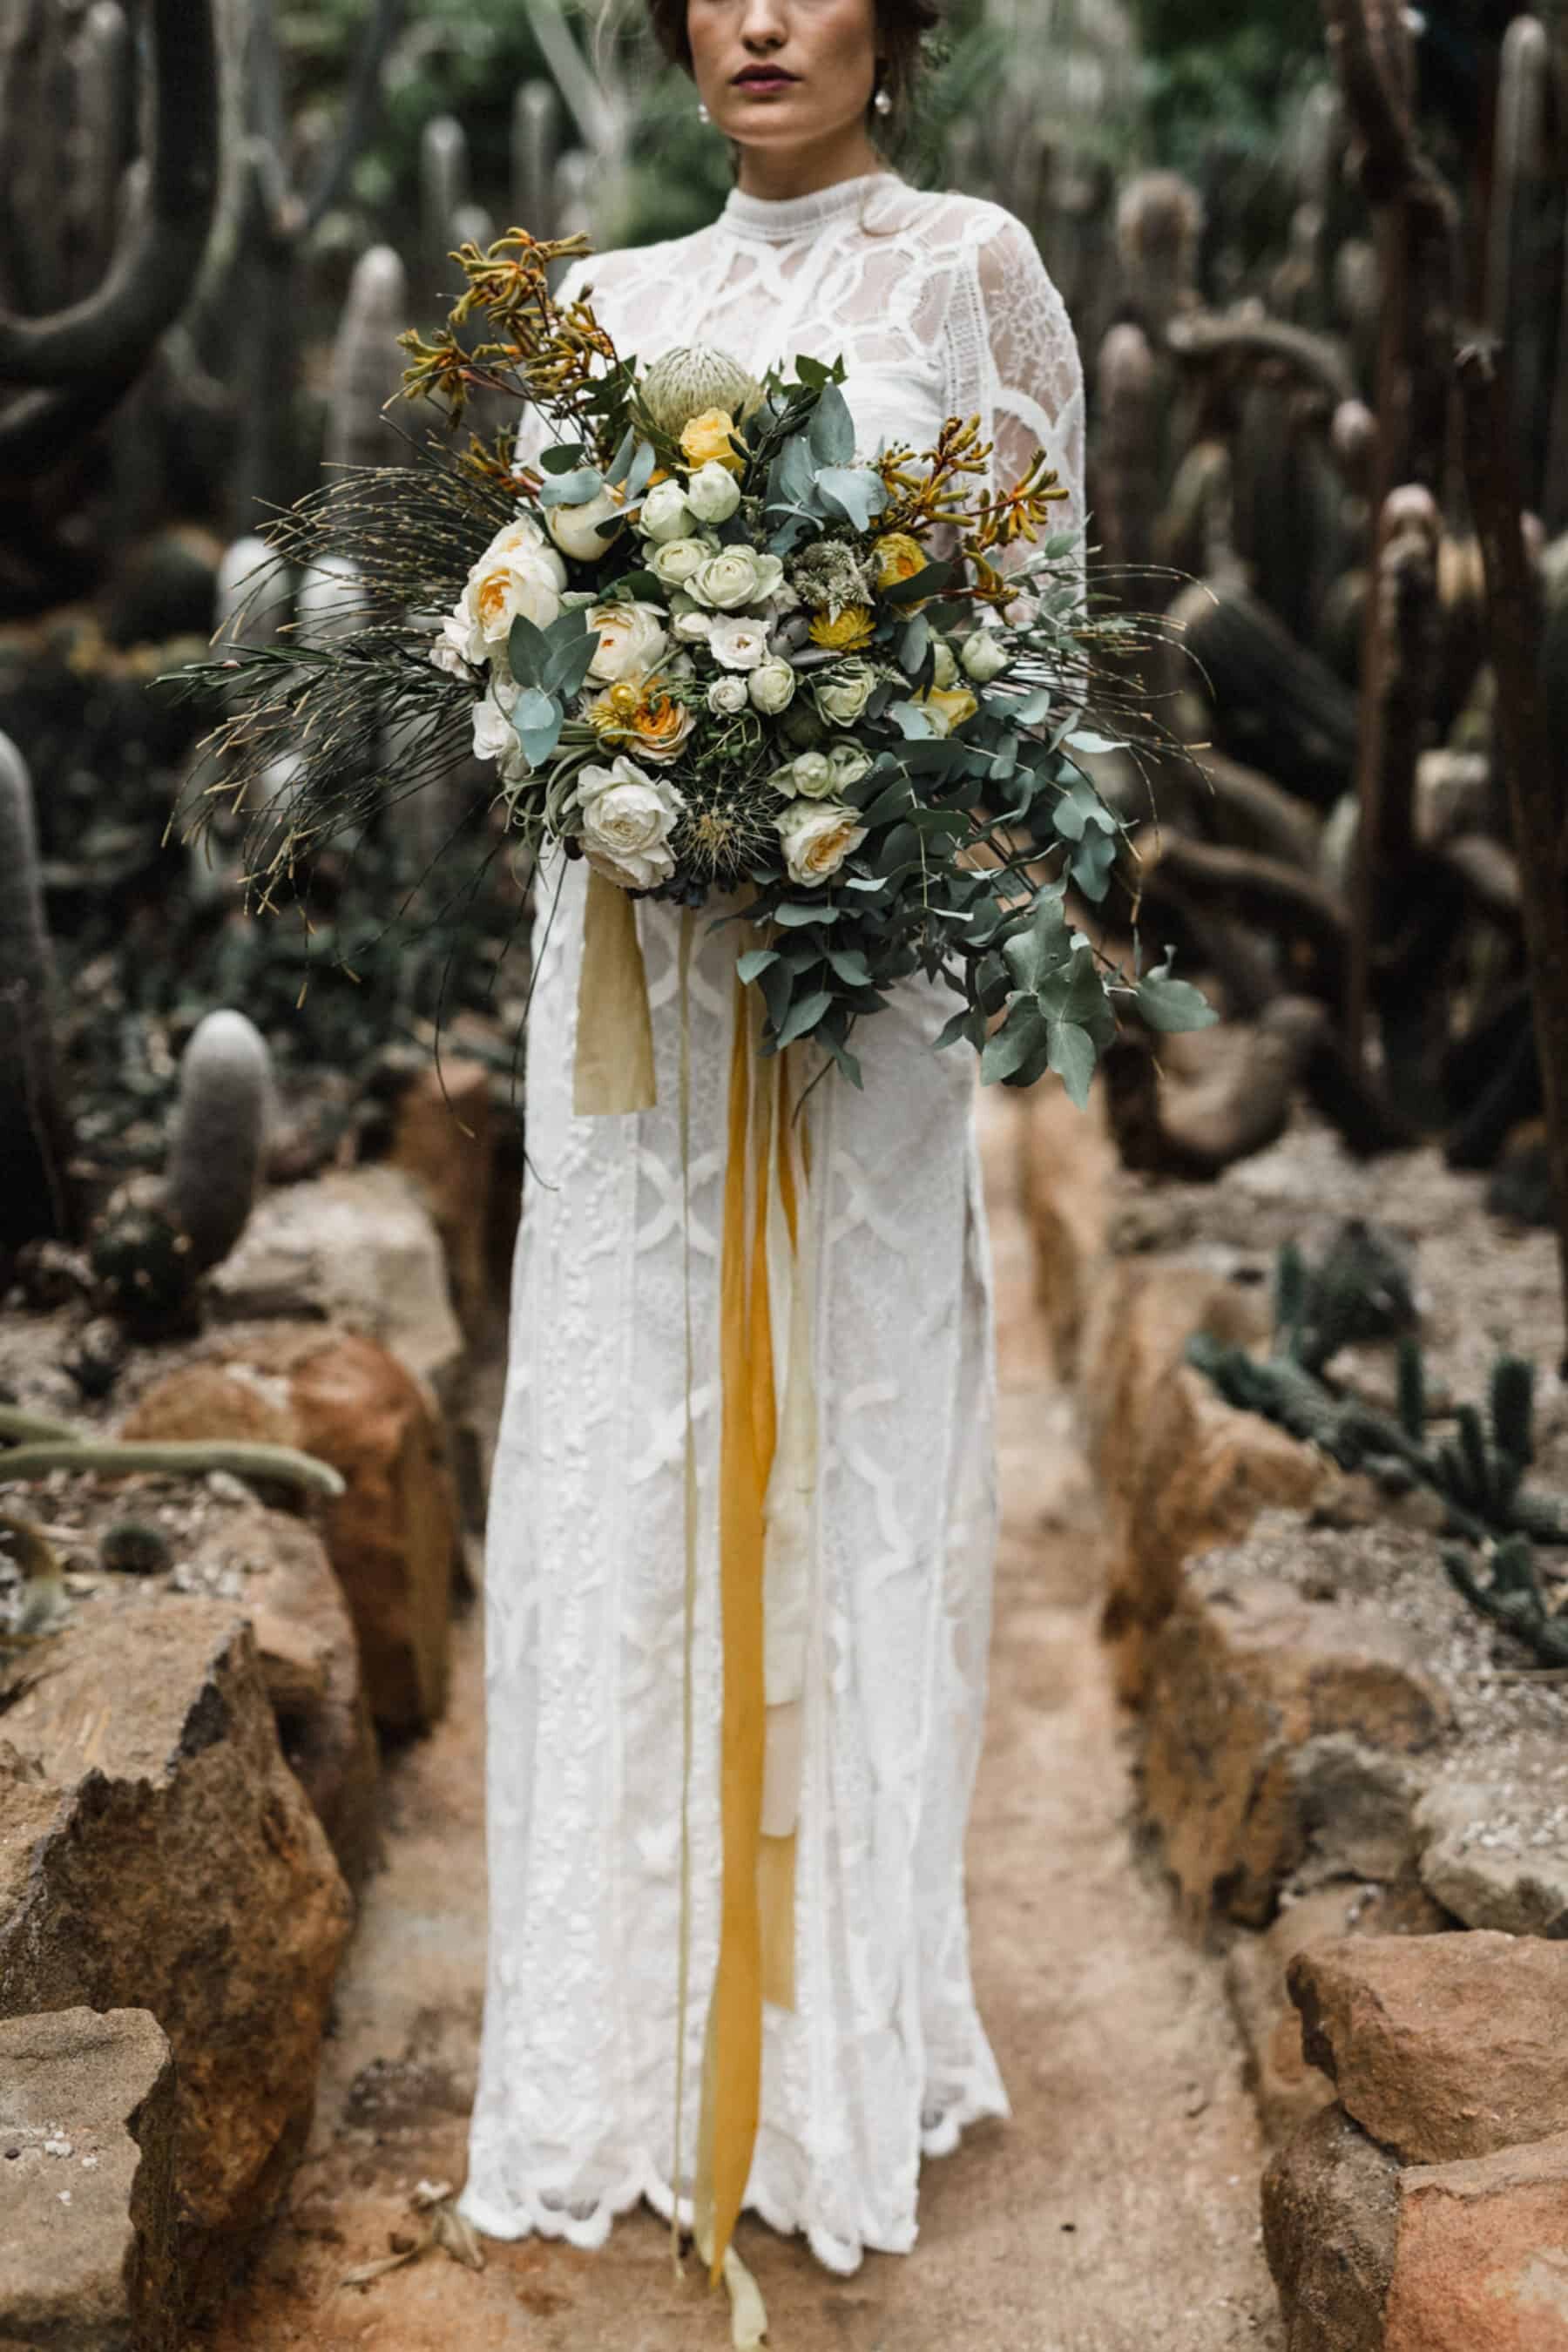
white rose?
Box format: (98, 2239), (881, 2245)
(471, 690), (529, 783)
(651, 536), (712, 590)
(545, 485), (626, 564)
(775, 798), (867, 887)
(707, 675), (748, 715)
(812, 659), (876, 727)
(639, 478), (694, 543)
(788, 750), (834, 799)
(826, 739), (873, 790)
(575, 756), (685, 891)
(961, 630), (1010, 684)
(748, 658), (796, 715)
(429, 612), (471, 676)
(483, 513), (568, 587)
(685, 460), (743, 524)
(750, 553), (786, 603)
(689, 546), (764, 611)
(708, 614), (769, 671)
(459, 540), (565, 652)
(929, 637), (958, 689)
(587, 599), (670, 684)
(671, 595), (715, 643)
(768, 762), (804, 797)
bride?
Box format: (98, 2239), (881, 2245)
(459, 0), (1086, 2298)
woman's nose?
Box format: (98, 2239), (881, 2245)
(737, 0), (788, 50)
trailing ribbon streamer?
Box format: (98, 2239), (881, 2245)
(697, 977), (814, 2298)
(573, 867), (657, 1115)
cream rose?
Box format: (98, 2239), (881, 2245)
(689, 546), (767, 612)
(685, 460), (743, 524)
(545, 485), (626, 564)
(707, 674), (748, 716)
(651, 536), (712, 590)
(786, 751), (834, 800)
(459, 537), (566, 652)
(826, 739), (874, 791)
(429, 612), (472, 676)
(775, 798), (867, 886)
(471, 689), (529, 784)
(670, 593), (715, 643)
(748, 657), (796, 714)
(586, 599), (670, 685)
(575, 756), (684, 890)
(639, 478), (694, 543)
(707, 614), (768, 671)
(929, 637), (958, 689)
(812, 659), (876, 727)
(961, 630), (1010, 684)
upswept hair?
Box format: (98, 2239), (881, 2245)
(642, 0), (943, 131)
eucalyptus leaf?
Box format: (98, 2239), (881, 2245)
(1135, 971), (1220, 1033)
(808, 381), (855, 467)
(815, 466), (886, 531)
(736, 947), (780, 983)
(513, 687), (563, 768)
(536, 466), (606, 509)
(775, 988), (835, 1047)
(773, 902), (839, 928)
(1046, 1018), (1097, 1108)
(539, 442), (588, 475)
(981, 999), (1049, 1085)
(507, 614), (551, 689)
(898, 614), (930, 675)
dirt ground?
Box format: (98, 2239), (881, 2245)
(197, 1091), (1284, 2352)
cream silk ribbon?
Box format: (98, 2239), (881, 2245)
(573, 898), (813, 2345)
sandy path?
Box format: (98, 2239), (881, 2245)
(202, 1092), (1282, 2352)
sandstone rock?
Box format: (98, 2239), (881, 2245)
(238, 1328), (460, 1732)
(1084, 1263), (1315, 1701)
(1384, 2131), (1568, 2352)
(1261, 2102), (1399, 2352)
(1289, 1930), (1568, 2165)
(1016, 1077), (1117, 1379)
(0, 2007), (178, 2352)
(186, 1504), (379, 1889)
(1226, 1881), (1450, 2145)
(1416, 1773), (1568, 1939)
(207, 1166), (464, 1411)
(389, 1058), (497, 1339)
(117, 1363), (298, 1452)
(0, 1595), (353, 2314)
(1143, 1558), (1450, 1925)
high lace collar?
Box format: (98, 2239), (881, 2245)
(721, 169), (902, 244)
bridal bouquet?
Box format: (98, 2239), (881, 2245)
(181, 228), (1212, 1100)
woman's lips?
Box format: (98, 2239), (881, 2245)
(733, 71), (798, 89)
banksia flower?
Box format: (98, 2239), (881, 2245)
(640, 347), (764, 440)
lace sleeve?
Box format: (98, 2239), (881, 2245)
(973, 211), (1086, 537)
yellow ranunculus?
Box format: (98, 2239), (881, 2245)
(679, 407), (744, 476)
(808, 605), (875, 652)
(873, 531), (927, 591)
(919, 684), (979, 735)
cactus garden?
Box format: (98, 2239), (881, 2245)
(2, 4), (1568, 2351)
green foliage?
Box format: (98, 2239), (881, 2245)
(1127, 0), (1325, 168)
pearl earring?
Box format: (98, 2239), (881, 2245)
(873, 84), (893, 116)
(698, 99), (710, 123)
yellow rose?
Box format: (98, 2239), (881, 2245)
(919, 684), (979, 735)
(679, 407), (745, 476)
(873, 531), (927, 591)
(808, 605), (875, 652)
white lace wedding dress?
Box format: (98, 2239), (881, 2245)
(460, 168), (1085, 2274)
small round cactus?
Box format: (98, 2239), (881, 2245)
(166, 1010), (272, 1275)
(639, 346), (765, 439)
(89, 1192), (199, 1338)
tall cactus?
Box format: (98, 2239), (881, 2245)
(0, 731), (74, 1249)
(513, 80), (563, 244)
(1488, 17), (1552, 512)
(324, 245), (409, 477)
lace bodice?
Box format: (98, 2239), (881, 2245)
(551, 170), (1085, 523)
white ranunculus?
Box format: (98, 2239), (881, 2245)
(827, 739), (874, 790)
(586, 599), (669, 684)
(575, 756), (685, 890)
(471, 690), (529, 784)
(707, 614), (769, 671)
(748, 657), (796, 715)
(483, 513), (568, 588)
(929, 636), (958, 689)
(775, 797), (867, 886)
(651, 536), (712, 590)
(689, 546), (764, 611)
(459, 537), (566, 653)
(429, 612), (471, 676)
(685, 460), (742, 524)
(545, 485), (627, 564)
(707, 674), (748, 716)
(639, 478), (694, 543)
(961, 630), (1010, 684)
(812, 659), (876, 727)
(788, 750), (834, 800)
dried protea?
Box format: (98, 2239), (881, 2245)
(639, 347), (765, 440)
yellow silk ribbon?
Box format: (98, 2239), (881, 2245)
(573, 866), (657, 1116)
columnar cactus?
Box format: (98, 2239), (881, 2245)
(513, 80), (563, 245)
(0, 729), (74, 1248)
(166, 1009), (272, 1274)
(324, 245), (409, 476)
